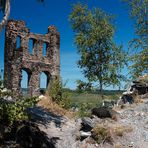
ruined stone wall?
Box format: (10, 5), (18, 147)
(4, 20), (60, 98)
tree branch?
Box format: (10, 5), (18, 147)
(0, 0), (10, 33)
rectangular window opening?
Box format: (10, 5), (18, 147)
(28, 38), (34, 54)
(16, 36), (21, 49)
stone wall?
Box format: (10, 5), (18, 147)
(4, 20), (60, 98)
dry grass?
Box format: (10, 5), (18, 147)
(37, 96), (75, 119)
(91, 122), (133, 145)
(130, 92), (144, 104)
(114, 125), (133, 137)
(134, 96), (143, 104)
(114, 143), (122, 148)
(91, 124), (113, 144)
(112, 115), (118, 121)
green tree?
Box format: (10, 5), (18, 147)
(124, 0), (148, 78)
(69, 4), (127, 98)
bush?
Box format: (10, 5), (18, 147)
(47, 78), (71, 109)
(77, 100), (102, 117)
(77, 103), (92, 117)
(0, 97), (38, 124)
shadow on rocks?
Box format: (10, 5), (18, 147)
(0, 120), (56, 148)
(27, 106), (64, 128)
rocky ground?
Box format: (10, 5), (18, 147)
(29, 96), (148, 148)
(116, 101), (148, 148)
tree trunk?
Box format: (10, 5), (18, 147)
(99, 80), (104, 99)
(118, 85), (121, 92)
(0, 0), (10, 33)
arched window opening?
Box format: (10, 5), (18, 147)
(40, 72), (49, 90)
(21, 70), (29, 96)
(16, 36), (21, 48)
(43, 42), (47, 56)
(28, 38), (34, 54)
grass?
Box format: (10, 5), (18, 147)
(114, 125), (133, 137)
(91, 124), (113, 144)
(22, 88), (123, 107)
(91, 123), (133, 145)
(36, 89), (123, 118)
(114, 143), (122, 148)
(23, 88), (123, 118)
(61, 89), (123, 117)
(64, 89), (123, 108)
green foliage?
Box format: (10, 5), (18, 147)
(48, 78), (63, 102)
(47, 78), (71, 109)
(0, 90), (12, 98)
(76, 80), (92, 93)
(68, 90), (122, 106)
(0, 69), (38, 125)
(124, 0), (148, 37)
(77, 103), (92, 117)
(124, 0), (148, 78)
(69, 3), (127, 98)
(77, 101), (102, 117)
(129, 48), (148, 78)
(59, 88), (71, 109)
(0, 97), (38, 124)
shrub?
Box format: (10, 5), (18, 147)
(0, 97), (38, 124)
(47, 78), (71, 109)
(77, 100), (102, 117)
(77, 103), (93, 117)
(48, 78), (63, 102)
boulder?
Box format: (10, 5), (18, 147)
(80, 117), (94, 132)
(121, 94), (134, 104)
(131, 81), (148, 95)
(91, 107), (112, 119)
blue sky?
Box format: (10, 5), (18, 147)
(0, 0), (135, 89)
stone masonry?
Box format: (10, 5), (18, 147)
(4, 20), (60, 98)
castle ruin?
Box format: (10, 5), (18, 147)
(4, 20), (60, 98)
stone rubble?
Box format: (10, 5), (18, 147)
(32, 98), (148, 148)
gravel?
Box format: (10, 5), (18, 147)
(116, 100), (148, 148)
